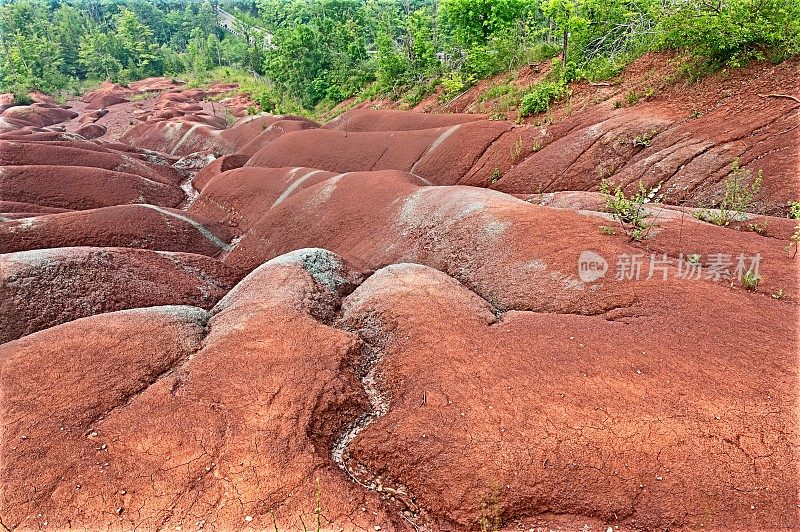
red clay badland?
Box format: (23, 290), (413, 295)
(0, 54), (798, 531)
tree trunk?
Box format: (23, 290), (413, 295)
(404, 0), (413, 62)
(562, 30), (568, 70)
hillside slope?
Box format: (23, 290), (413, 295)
(327, 53), (799, 216)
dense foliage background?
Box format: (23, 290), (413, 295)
(1, 0), (798, 113)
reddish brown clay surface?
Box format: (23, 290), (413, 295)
(0, 55), (797, 531)
(0, 246), (238, 343)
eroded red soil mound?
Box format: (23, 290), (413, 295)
(0, 246), (237, 343)
(0, 103), (78, 129)
(0, 204), (233, 256)
(323, 108), (486, 131)
(0, 165), (183, 209)
(0, 56), (797, 531)
(82, 81), (131, 110)
(190, 166), (338, 230)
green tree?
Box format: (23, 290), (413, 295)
(186, 28), (212, 76)
(375, 22), (410, 91)
(407, 8), (437, 75)
(263, 0), (371, 106)
(0, 0), (66, 92)
(541, 0), (587, 69)
(79, 31), (124, 80)
(439, 0), (529, 46)
(115, 8), (162, 78)
(207, 33), (223, 67)
(52, 4), (87, 78)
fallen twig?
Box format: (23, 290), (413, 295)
(445, 88), (470, 106)
(757, 93), (800, 104)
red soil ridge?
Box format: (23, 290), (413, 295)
(0, 59), (798, 531)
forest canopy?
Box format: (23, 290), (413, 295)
(1, 0), (798, 112)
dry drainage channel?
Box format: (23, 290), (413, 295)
(330, 330), (424, 530)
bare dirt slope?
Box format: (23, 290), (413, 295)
(0, 59), (798, 531)
(328, 54), (800, 216)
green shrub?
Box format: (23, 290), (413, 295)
(546, 57), (577, 83)
(519, 81), (567, 117)
(11, 92), (34, 106)
(742, 270), (760, 291)
(789, 223), (800, 258)
(599, 225), (616, 235)
(525, 42), (562, 65)
(252, 87), (276, 113)
(441, 72), (466, 94)
(789, 201), (800, 219)
(480, 83), (516, 102)
(579, 54), (628, 82)
(657, 0), (800, 67)
(631, 129), (658, 147)
(695, 158), (762, 226)
(787, 201), (800, 258)
(625, 90), (641, 105)
(439, 71), (474, 101)
(403, 79), (438, 106)
(600, 179), (660, 241)
(462, 27), (535, 79)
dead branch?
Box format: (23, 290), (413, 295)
(757, 93), (800, 104)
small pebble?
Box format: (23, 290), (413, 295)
(244, 515), (253, 522)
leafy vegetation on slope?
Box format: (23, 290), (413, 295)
(1, 0), (798, 114)
(0, 0), (267, 97)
